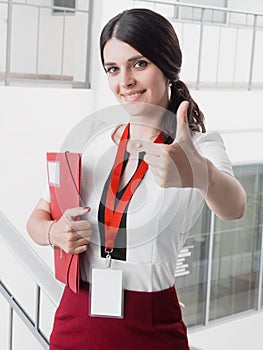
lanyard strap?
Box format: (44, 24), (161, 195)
(104, 123), (163, 250)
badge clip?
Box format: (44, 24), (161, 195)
(105, 248), (113, 268)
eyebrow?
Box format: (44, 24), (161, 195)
(104, 55), (145, 67)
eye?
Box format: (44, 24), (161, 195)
(105, 66), (118, 74)
(134, 60), (148, 69)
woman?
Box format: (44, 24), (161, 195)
(27, 8), (246, 350)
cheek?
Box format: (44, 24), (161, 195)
(107, 78), (117, 94)
(153, 77), (168, 96)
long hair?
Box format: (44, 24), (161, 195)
(100, 8), (206, 143)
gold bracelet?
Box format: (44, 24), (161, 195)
(47, 220), (56, 248)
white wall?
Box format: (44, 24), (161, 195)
(0, 86), (95, 266)
(228, 0), (263, 12)
(0, 2), (7, 71)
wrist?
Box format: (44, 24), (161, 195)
(47, 220), (57, 247)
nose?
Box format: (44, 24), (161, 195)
(119, 69), (135, 88)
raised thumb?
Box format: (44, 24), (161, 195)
(174, 101), (190, 142)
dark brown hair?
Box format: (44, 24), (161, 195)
(100, 8), (206, 143)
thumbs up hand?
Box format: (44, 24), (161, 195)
(141, 101), (208, 190)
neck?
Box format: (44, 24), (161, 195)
(129, 117), (162, 141)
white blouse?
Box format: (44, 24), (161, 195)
(43, 125), (234, 292)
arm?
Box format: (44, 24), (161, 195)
(141, 101), (246, 221)
(200, 159), (246, 220)
(27, 198), (53, 246)
(27, 198), (92, 254)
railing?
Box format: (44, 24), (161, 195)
(1, 0), (263, 89)
(0, 280), (48, 349)
(0, 210), (63, 349)
(134, 0), (263, 90)
(0, 0), (93, 87)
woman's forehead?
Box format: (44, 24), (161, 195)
(103, 38), (143, 63)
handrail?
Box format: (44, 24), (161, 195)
(0, 279), (49, 349)
(136, 0), (263, 17)
(0, 0), (94, 87)
(135, 0), (263, 90)
(3, 1), (89, 13)
(0, 210), (63, 306)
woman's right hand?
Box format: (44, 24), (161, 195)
(50, 207), (92, 254)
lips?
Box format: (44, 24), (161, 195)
(121, 90), (146, 102)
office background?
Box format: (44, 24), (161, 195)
(0, 1), (263, 349)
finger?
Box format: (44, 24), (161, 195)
(72, 245), (88, 255)
(66, 225), (92, 242)
(144, 153), (162, 168)
(139, 140), (164, 156)
(63, 207), (90, 222)
(64, 229), (92, 248)
(174, 101), (190, 142)
(74, 236), (92, 245)
(69, 227), (92, 240)
(69, 219), (92, 233)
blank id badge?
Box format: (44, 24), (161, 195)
(90, 268), (124, 318)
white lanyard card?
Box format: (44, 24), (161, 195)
(90, 268), (124, 318)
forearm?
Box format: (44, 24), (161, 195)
(200, 159), (246, 221)
(27, 201), (54, 246)
(27, 199), (92, 254)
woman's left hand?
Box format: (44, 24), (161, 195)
(140, 100), (246, 220)
(141, 101), (209, 190)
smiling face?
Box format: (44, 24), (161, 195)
(103, 38), (169, 116)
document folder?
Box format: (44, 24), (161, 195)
(46, 152), (81, 293)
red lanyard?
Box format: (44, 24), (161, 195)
(104, 123), (163, 251)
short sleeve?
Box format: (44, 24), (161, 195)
(193, 131), (234, 176)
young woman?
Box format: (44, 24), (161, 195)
(27, 8), (246, 350)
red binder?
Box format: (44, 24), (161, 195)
(46, 152), (81, 293)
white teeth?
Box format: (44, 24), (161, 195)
(126, 93), (141, 98)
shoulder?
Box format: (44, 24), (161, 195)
(193, 130), (224, 144)
(192, 130), (226, 152)
(193, 131), (234, 176)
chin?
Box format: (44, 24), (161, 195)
(120, 101), (164, 118)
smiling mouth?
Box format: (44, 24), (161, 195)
(121, 90), (146, 101)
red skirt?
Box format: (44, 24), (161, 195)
(50, 282), (190, 350)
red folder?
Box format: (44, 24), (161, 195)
(46, 152), (81, 293)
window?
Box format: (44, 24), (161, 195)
(177, 163), (263, 327)
(210, 164), (263, 320)
(176, 205), (211, 327)
(53, 0), (76, 15)
(176, 0), (228, 23)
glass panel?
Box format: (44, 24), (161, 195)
(178, 0), (227, 23)
(176, 205), (210, 327)
(53, 0), (76, 14)
(210, 164), (263, 320)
